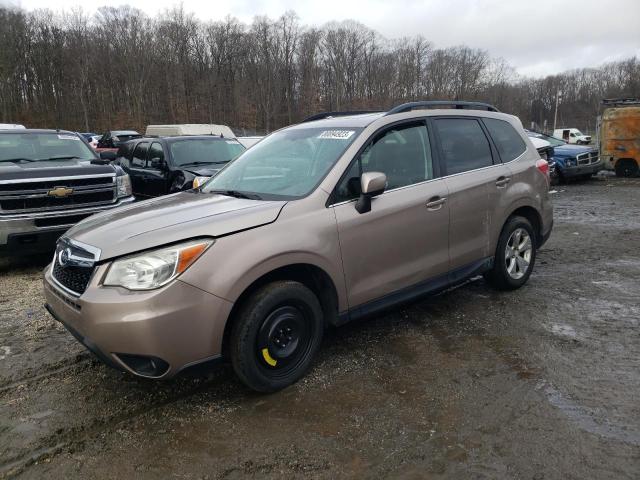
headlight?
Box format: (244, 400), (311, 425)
(103, 239), (213, 290)
(192, 176), (210, 189)
(116, 174), (132, 197)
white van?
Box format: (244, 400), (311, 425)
(0, 124), (26, 130)
(145, 124), (235, 138)
(553, 128), (591, 145)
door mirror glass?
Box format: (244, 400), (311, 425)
(356, 171), (386, 214)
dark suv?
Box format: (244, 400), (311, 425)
(115, 136), (245, 198)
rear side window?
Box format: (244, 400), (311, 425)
(484, 118), (526, 162)
(434, 118), (493, 175)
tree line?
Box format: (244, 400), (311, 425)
(1, 5), (638, 135)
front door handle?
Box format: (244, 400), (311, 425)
(495, 176), (511, 187)
(426, 196), (447, 210)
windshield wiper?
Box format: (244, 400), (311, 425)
(46, 155), (81, 161)
(181, 161), (212, 166)
(209, 189), (262, 200)
(0, 157), (37, 163)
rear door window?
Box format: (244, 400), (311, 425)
(434, 118), (493, 175)
(484, 118), (526, 162)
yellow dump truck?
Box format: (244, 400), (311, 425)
(599, 99), (640, 177)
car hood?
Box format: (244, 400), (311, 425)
(65, 191), (287, 260)
(0, 159), (110, 180)
(553, 144), (596, 156)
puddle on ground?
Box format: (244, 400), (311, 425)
(539, 381), (640, 446)
(548, 323), (578, 339)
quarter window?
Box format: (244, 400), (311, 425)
(484, 118), (526, 162)
(335, 123), (433, 202)
(434, 118), (493, 175)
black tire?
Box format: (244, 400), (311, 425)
(229, 281), (324, 392)
(484, 216), (537, 291)
(615, 159), (639, 178)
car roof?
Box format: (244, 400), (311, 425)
(288, 112), (385, 130)
(0, 129), (78, 135)
(133, 135), (241, 143)
(290, 109), (519, 132)
(111, 130), (140, 135)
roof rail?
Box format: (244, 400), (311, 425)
(385, 101), (499, 116)
(302, 110), (382, 123)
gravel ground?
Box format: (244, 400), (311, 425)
(1, 174), (639, 479)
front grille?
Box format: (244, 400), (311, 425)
(0, 177), (113, 192)
(51, 240), (97, 295)
(52, 260), (94, 295)
(576, 151), (599, 165)
(0, 175), (116, 213)
(35, 213), (91, 228)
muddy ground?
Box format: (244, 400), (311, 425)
(1, 174), (639, 479)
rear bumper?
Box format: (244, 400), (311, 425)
(43, 264), (233, 378)
(0, 197), (135, 254)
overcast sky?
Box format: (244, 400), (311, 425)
(10, 0), (640, 77)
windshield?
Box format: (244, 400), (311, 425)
(202, 127), (363, 200)
(170, 139), (245, 166)
(0, 133), (96, 162)
(528, 132), (566, 147)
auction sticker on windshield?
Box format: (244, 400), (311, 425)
(58, 135), (80, 141)
(318, 130), (356, 140)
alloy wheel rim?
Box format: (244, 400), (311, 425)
(505, 228), (532, 280)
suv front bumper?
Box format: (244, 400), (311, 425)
(0, 197), (135, 255)
(43, 263), (233, 378)
(559, 159), (603, 178)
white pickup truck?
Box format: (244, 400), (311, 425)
(553, 128), (591, 145)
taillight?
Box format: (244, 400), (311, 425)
(536, 159), (549, 179)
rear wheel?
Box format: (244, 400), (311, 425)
(484, 216), (537, 290)
(229, 281), (324, 392)
(615, 159), (639, 178)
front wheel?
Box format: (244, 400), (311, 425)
(229, 281), (324, 392)
(615, 159), (639, 178)
(484, 216), (537, 290)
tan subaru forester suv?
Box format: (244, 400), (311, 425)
(44, 101), (553, 392)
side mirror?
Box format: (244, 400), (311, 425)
(355, 171), (386, 214)
(99, 151), (117, 161)
(150, 157), (165, 169)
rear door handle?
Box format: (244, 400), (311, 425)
(426, 196), (447, 210)
(495, 176), (511, 187)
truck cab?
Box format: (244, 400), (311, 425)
(0, 129), (134, 255)
(599, 99), (640, 177)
